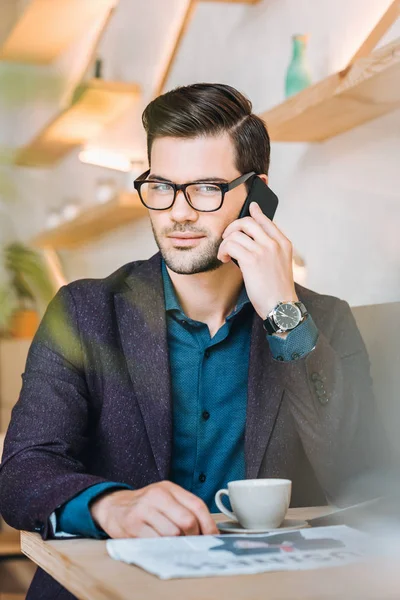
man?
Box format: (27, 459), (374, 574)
(0, 83), (386, 599)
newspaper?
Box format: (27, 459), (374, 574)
(106, 525), (369, 579)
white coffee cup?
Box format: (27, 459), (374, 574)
(215, 478), (292, 529)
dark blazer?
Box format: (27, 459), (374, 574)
(0, 252), (386, 600)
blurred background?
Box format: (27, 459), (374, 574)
(0, 0), (399, 595)
(0, 0), (399, 301)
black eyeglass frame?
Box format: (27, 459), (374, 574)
(133, 169), (256, 212)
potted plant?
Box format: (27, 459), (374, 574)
(0, 243), (57, 338)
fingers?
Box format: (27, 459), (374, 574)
(93, 482), (218, 539)
(220, 231), (259, 258)
(249, 202), (292, 249)
(222, 215), (267, 246)
(142, 507), (183, 537)
(133, 483), (198, 536)
(218, 238), (252, 264)
(129, 523), (161, 539)
(168, 484), (219, 535)
(138, 482), (216, 536)
(107, 523), (161, 539)
(223, 202), (290, 250)
(157, 496), (201, 536)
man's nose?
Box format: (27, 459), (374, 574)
(170, 189), (198, 222)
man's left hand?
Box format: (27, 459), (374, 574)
(218, 202), (298, 323)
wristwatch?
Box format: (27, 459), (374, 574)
(263, 301), (308, 335)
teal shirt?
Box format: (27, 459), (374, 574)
(163, 260), (252, 512)
(55, 262), (318, 538)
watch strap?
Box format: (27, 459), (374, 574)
(295, 300), (308, 317)
(263, 316), (279, 335)
(296, 301), (308, 319)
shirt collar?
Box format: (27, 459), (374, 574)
(161, 258), (251, 319)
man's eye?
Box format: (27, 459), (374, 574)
(195, 184), (220, 194)
(150, 183), (171, 193)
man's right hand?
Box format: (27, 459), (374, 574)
(90, 480), (219, 538)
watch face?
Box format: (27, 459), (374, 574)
(274, 303), (301, 331)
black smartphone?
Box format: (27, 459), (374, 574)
(238, 175), (279, 220)
(231, 175), (279, 266)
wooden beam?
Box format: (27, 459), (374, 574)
(344, 0), (400, 70)
(60, 3), (118, 107)
(154, 0), (199, 97)
(261, 37), (400, 142)
(0, 0), (118, 65)
(154, 0), (261, 97)
(15, 80), (141, 167)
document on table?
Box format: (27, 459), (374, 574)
(106, 525), (370, 579)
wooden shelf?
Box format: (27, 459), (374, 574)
(261, 37), (400, 142)
(0, 0), (117, 65)
(32, 193), (147, 249)
(15, 79), (141, 167)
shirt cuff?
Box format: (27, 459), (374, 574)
(54, 481), (133, 539)
(267, 315), (319, 362)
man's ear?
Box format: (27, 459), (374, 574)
(258, 174), (268, 185)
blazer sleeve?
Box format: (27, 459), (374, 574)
(273, 298), (391, 505)
(0, 285), (110, 539)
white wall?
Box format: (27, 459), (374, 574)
(164, 0), (400, 306)
(1, 0), (399, 305)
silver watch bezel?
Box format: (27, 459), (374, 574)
(270, 302), (303, 333)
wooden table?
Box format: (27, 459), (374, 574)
(21, 506), (400, 600)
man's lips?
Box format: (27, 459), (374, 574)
(167, 233), (206, 246)
(167, 233), (205, 239)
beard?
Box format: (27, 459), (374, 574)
(151, 222), (224, 275)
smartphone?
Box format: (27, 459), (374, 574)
(238, 175), (279, 220)
(231, 175), (279, 266)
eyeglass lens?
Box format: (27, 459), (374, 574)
(140, 182), (223, 211)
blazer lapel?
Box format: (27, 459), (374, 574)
(114, 253), (172, 480)
(245, 313), (284, 479)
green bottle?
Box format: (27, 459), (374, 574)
(285, 34), (312, 98)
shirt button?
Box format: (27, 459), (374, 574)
(202, 410), (210, 421)
(199, 473), (206, 483)
(204, 349), (211, 359)
(291, 352), (300, 360)
(311, 372), (320, 381)
(276, 355), (284, 361)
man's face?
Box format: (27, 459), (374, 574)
(147, 133), (248, 275)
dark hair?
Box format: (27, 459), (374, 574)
(142, 83), (270, 187)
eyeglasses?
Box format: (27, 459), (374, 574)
(133, 169), (256, 212)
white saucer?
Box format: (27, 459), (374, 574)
(217, 518), (308, 534)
